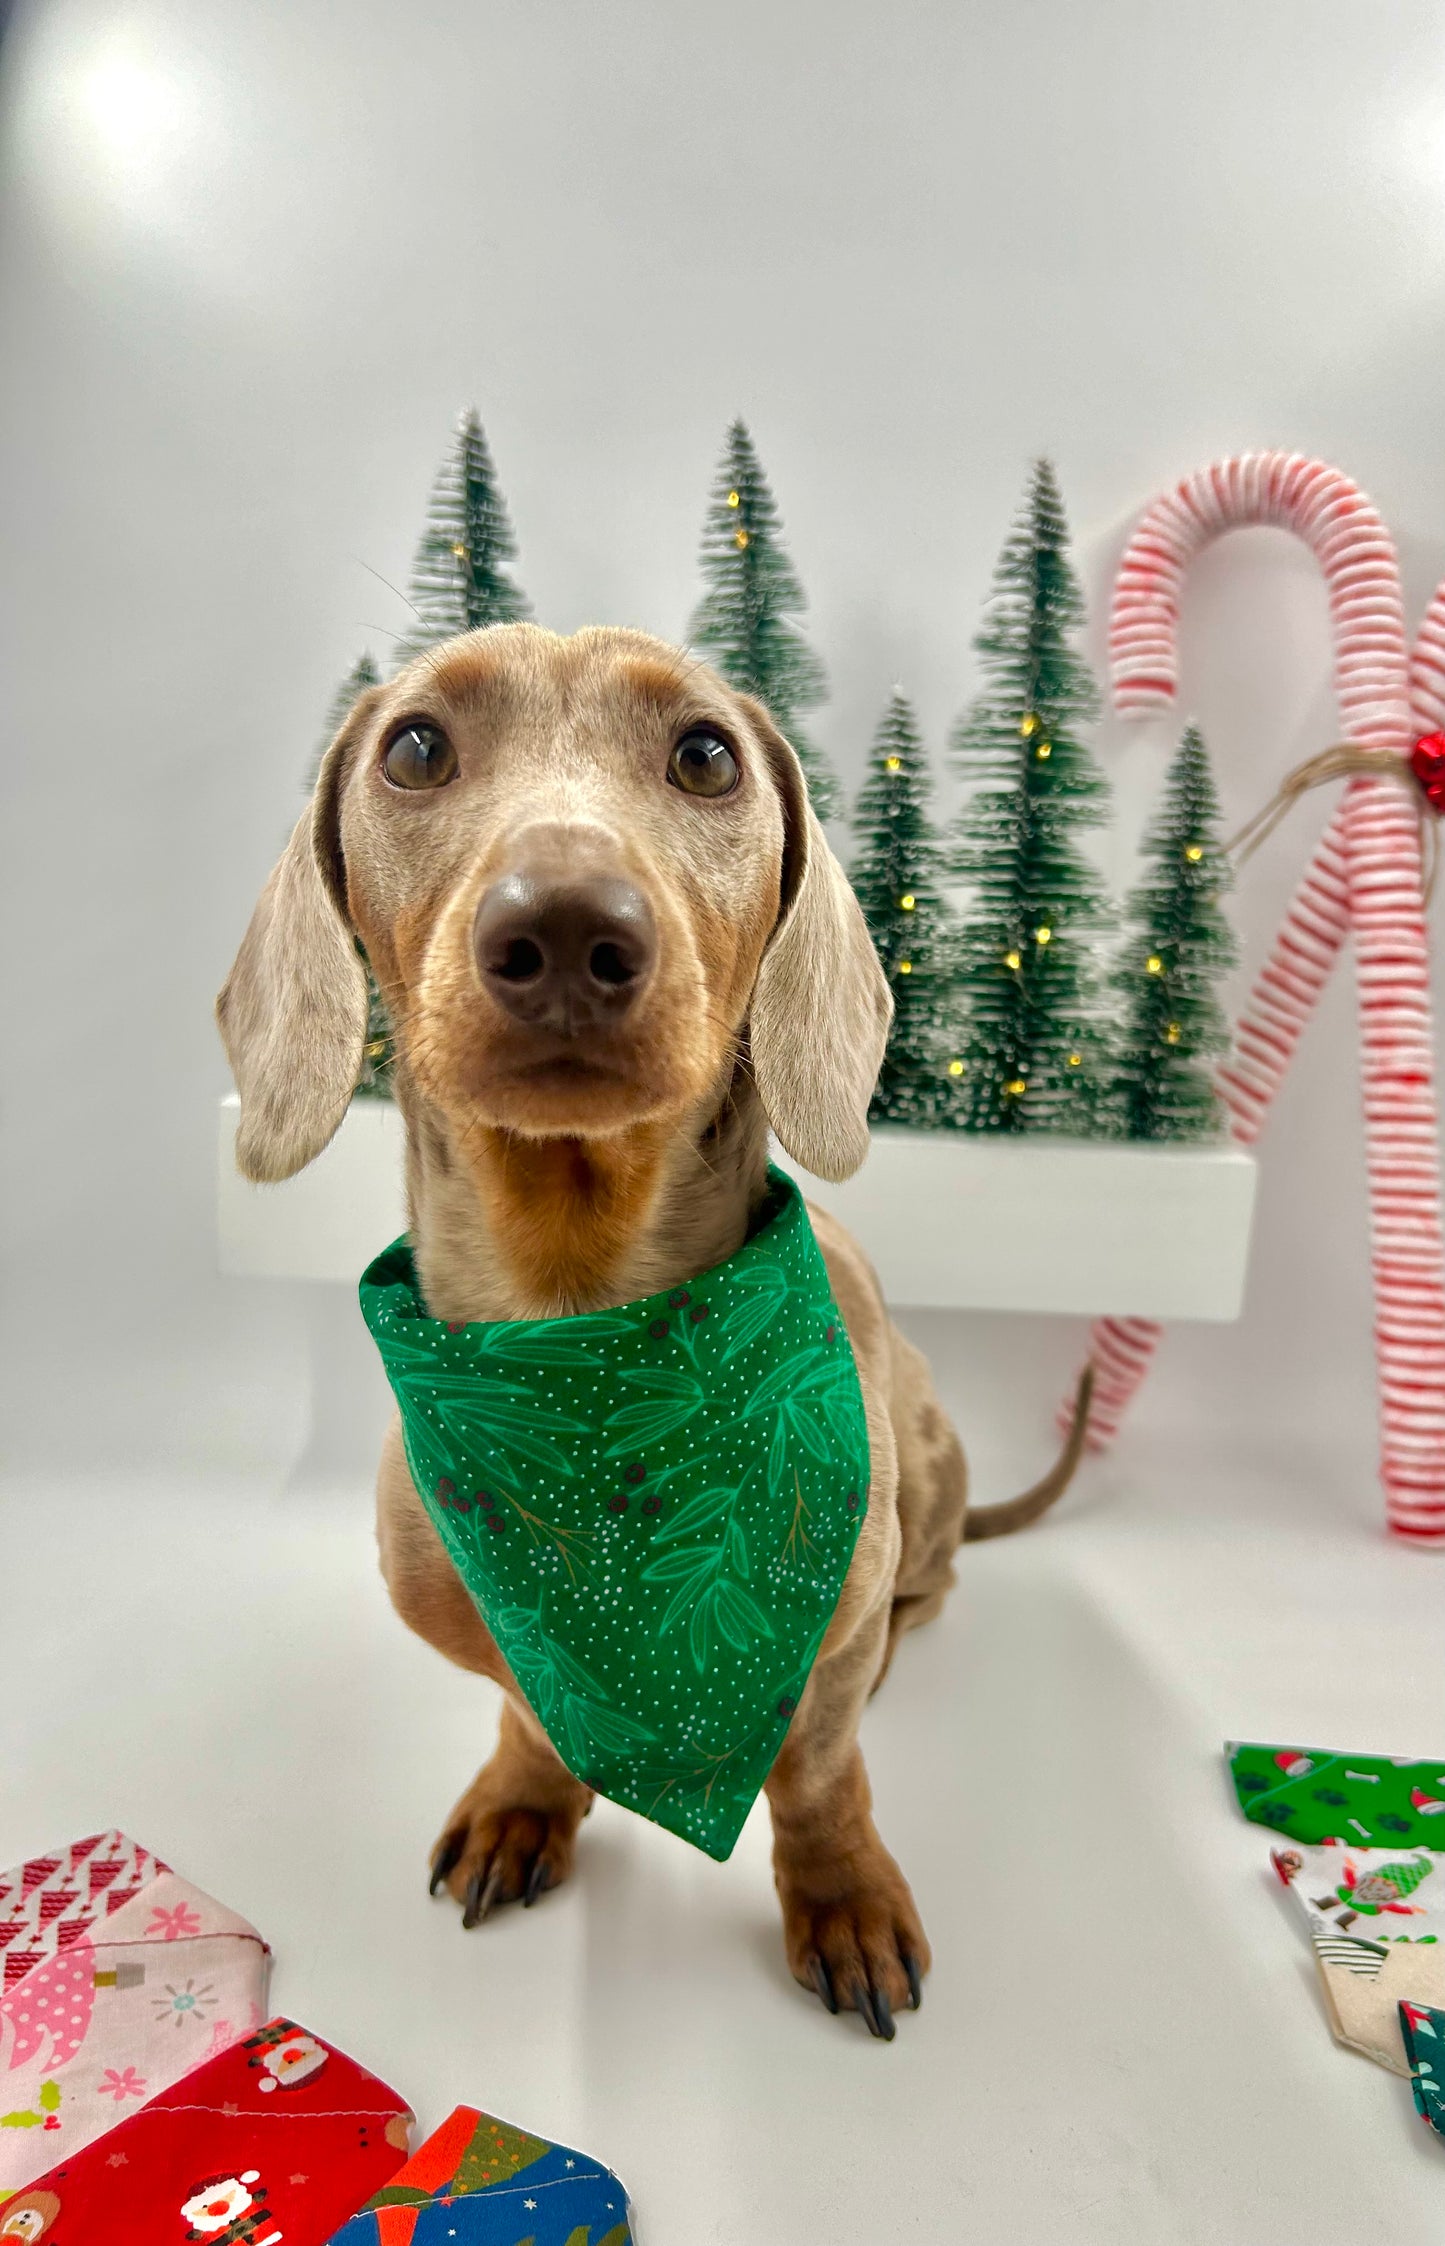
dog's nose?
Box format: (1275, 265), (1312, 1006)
(473, 872), (657, 1032)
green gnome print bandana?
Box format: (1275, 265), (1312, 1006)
(359, 1167), (871, 1862)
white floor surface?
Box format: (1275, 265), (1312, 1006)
(5, 1325), (1443, 2245)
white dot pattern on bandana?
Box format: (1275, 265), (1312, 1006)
(360, 1168), (870, 1860)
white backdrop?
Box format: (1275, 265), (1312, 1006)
(3, 0), (1445, 1495)
(4, 7), (1445, 2239)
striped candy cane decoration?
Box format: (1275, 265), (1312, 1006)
(1062, 453), (1445, 1542)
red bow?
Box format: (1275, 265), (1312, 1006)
(1411, 730), (1445, 812)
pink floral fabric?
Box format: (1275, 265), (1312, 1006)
(0, 1833), (270, 2199)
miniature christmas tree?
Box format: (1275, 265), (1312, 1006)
(354, 961), (397, 1098)
(398, 408), (529, 659)
(849, 691), (961, 1125)
(687, 419), (840, 818)
(307, 650), (379, 788)
(947, 460), (1113, 1132)
(1110, 724), (1236, 1139)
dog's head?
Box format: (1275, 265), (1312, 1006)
(219, 624), (889, 1187)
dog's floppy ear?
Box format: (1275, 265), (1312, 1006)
(747, 703), (891, 1181)
(217, 690), (381, 1182)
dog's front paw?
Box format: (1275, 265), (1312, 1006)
(775, 1833), (930, 2040)
(429, 1765), (591, 1927)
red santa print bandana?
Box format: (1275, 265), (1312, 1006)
(0, 1833), (270, 2198)
(5, 2016), (411, 2244)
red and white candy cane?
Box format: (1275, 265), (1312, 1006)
(1062, 452), (1445, 1544)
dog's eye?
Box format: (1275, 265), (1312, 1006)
(383, 722), (457, 791)
(668, 727), (739, 798)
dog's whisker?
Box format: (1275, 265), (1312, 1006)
(354, 558), (425, 622)
(354, 621), (415, 645)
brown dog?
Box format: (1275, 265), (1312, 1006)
(219, 623), (1086, 2038)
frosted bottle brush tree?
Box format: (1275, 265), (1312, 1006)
(1110, 724), (1237, 1138)
(948, 460), (1114, 1132)
(398, 408), (530, 657)
(849, 691), (961, 1126)
(309, 651), (380, 788)
(687, 419), (842, 819)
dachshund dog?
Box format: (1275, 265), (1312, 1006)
(219, 624), (1086, 2037)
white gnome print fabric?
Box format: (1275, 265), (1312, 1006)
(1271, 1839), (1445, 2073)
(0, 1832), (270, 2197)
(1270, 1839), (1445, 1942)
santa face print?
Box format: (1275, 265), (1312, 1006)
(256, 2031), (327, 2091)
(179, 2170), (280, 2243)
(0, 2198), (61, 2245)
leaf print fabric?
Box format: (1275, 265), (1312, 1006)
(360, 1166), (871, 1860)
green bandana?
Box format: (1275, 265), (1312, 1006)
(359, 1167), (870, 1861)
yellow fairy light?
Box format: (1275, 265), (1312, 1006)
(1067, 1052), (1082, 1068)
(884, 755), (902, 772)
(1004, 949), (1022, 970)
(451, 541), (468, 559)
(898, 960), (913, 974)
(1035, 924), (1052, 945)
(1005, 1077), (1027, 1097)
(1036, 741), (1052, 760)
(727, 489), (741, 508)
(900, 893), (916, 911)
(735, 528), (749, 549)
(947, 1058), (965, 1077)
(1165, 1022), (1182, 1044)
(1020, 713), (1037, 737)
(1146, 954), (1164, 975)
(1185, 844), (1203, 863)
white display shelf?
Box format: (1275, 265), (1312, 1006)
(218, 1095), (1256, 1320)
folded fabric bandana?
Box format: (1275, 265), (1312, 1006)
(1270, 1839), (1445, 1941)
(328, 2103), (632, 2244)
(360, 1166), (871, 1862)
(1271, 1841), (1445, 2074)
(0, 1832), (270, 2196)
(1399, 2000), (1445, 2139)
(5, 2016), (412, 2243)
(1228, 1743), (1445, 1845)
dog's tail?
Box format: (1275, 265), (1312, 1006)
(961, 1364), (1095, 1544)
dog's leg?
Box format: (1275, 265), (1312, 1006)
(376, 1419), (592, 1920)
(429, 1694), (593, 1923)
(765, 1599), (930, 2039)
(877, 1323), (968, 1684)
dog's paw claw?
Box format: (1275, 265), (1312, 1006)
(430, 1798), (582, 1926)
(809, 1956), (839, 2014)
(428, 1830), (465, 1896)
(782, 1843), (929, 2036)
(862, 1982), (895, 2041)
